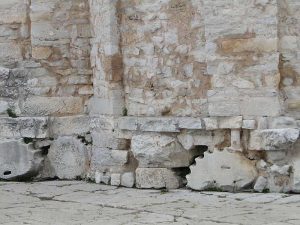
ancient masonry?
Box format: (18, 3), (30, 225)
(0, 0), (299, 193)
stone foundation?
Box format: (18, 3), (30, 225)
(0, 0), (299, 193)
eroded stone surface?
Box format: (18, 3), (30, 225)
(187, 150), (258, 191)
(131, 134), (198, 168)
(136, 168), (182, 189)
(0, 139), (43, 180)
(47, 137), (89, 179)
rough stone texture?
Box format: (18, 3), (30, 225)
(131, 134), (199, 168)
(249, 129), (299, 151)
(0, 140), (43, 180)
(1, 181), (300, 225)
(47, 137), (89, 179)
(187, 150), (258, 192)
(136, 168), (182, 189)
(0, 0), (300, 193)
(254, 176), (268, 193)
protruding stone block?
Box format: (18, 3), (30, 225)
(249, 129), (299, 151)
(0, 117), (48, 138)
(132, 134), (198, 168)
(0, 139), (43, 180)
(219, 116), (243, 129)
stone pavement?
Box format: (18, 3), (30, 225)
(0, 181), (300, 225)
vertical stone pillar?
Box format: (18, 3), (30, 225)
(88, 0), (129, 181)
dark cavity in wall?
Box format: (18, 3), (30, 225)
(173, 145), (208, 186)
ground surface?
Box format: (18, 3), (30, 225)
(0, 181), (300, 225)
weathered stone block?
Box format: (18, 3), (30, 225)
(0, 139), (43, 180)
(242, 120), (257, 130)
(49, 116), (90, 136)
(241, 97), (281, 117)
(0, 117), (48, 138)
(136, 168), (182, 189)
(249, 129), (299, 151)
(219, 116), (243, 129)
(47, 137), (89, 179)
(90, 148), (128, 170)
(177, 117), (204, 130)
(131, 134), (198, 168)
(111, 173), (121, 186)
(22, 97), (84, 116)
(121, 172), (135, 188)
(139, 117), (179, 133)
(187, 150), (258, 191)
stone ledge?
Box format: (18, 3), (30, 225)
(118, 116), (244, 132)
(0, 117), (48, 138)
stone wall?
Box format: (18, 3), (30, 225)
(0, 0), (299, 193)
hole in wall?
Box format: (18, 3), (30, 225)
(3, 171), (11, 176)
(190, 145), (209, 165)
(41, 145), (50, 155)
(173, 145), (209, 186)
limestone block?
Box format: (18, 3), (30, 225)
(32, 46), (52, 60)
(0, 0), (27, 24)
(90, 148), (128, 170)
(242, 120), (256, 130)
(95, 171), (110, 185)
(92, 131), (129, 150)
(240, 97), (281, 117)
(22, 97), (84, 116)
(177, 117), (204, 130)
(90, 116), (115, 132)
(269, 117), (298, 129)
(187, 150), (258, 191)
(111, 173), (121, 186)
(0, 43), (23, 66)
(135, 168), (182, 189)
(131, 134), (197, 168)
(118, 117), (138, 131)
(139, 117), (179, 133)
(177, 133), (194, 150)
(0, 139), (43, 180)
(0, 117), (48, 138)
(88, 94), (124, 116)
(203, 117), (218, 130)
(121, 172), (135, 188)
(177, 131), (214, 151)
(219, 116), (243, 129)
(47, 137), (89, 179)
(208, 100), (241, 117)
(49, 116), (90, 136)
(254, 176), (268, 193)
(229, 129), (242, 151)
(249, 129), (299, 151)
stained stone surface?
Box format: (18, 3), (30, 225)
(1, 181), (300, 225)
